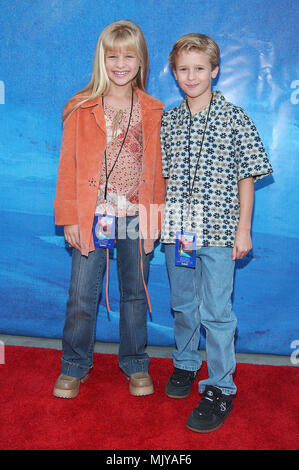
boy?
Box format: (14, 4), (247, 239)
(160, 33), (273, 432)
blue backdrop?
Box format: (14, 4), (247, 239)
(0, 0), (298, 355)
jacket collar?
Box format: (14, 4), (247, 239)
(136, 88), (164, 150)
(135, 87), (164, 110)
(80, 87), (164, 110)
(80, 87), (165, 147)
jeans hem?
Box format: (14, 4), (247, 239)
(173, 362), (201, 372)
(198, 384), (237, 396)
(119, 359), (149, 376)
(61, 358), (90, 379)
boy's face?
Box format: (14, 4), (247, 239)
(173, 50), (218, 102)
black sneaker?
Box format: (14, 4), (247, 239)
(166, 367), (198, 398)
(186, 385), (233, 433)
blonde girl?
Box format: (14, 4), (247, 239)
(53, 20), (165, 399)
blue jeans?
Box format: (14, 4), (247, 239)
(61, 216), (150, 378)
(165, 244), (237, 395)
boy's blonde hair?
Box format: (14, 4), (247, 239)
(169, 33), (220, 71)
(64, 20), (149, 121)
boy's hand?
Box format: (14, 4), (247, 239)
(232, 228), (252, 260)
(64, 224), (81, 251)
(234, 176), (254, 260)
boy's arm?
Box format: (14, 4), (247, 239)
(232, 106), (273, 260)
(232, 176), (254, 260)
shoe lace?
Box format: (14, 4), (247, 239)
(195, 397), (216, 417)
(195, 389), (227, 417)
(171, 368), (197, 385)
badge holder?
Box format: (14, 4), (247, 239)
(175, 231), (196, 268)
(92, 213), (116, 249)
(173, 95), (213, 269)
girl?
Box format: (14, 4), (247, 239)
(53, 20), (165, 399)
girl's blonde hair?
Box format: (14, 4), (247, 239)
(169, 33), (220, 71)
(64, 20), (149, 121)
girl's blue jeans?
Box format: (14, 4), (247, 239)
(61, 216), (150, 378)
(165, 244), (237, 395)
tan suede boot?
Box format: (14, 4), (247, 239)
(53, 373), (89, 399)
(126, 372), (154, 396)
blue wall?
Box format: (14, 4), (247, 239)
(0, 0), (298, 355)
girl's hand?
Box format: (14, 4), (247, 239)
(232, 228), (252, 260)
(64, 224), (81, 251)
(143, 238), (154, 255)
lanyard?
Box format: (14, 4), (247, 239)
(182, 94), (213, 228)
(102, 87), (134, 201)
(186, 94), (213, 206)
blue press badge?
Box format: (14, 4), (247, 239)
(175, 232), (196, 268)
(93, 214), (116, 249)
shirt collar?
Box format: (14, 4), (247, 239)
(177, 90), (226, 124)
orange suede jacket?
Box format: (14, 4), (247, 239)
(54, 88), (166, 256)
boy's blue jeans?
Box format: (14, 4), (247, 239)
(165, 244), (237, 395)
(61, 216), (150, 379)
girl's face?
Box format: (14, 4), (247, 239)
(105, 47), (141, 89)
(173, 50), (218, 103)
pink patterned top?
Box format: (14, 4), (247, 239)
(95, 101), (143, 217)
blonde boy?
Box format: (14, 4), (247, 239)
(161, 34), (273, 432)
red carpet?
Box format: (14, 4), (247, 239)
(0, 345), (298, 450)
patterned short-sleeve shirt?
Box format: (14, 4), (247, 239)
(160, 90), (273, 248)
